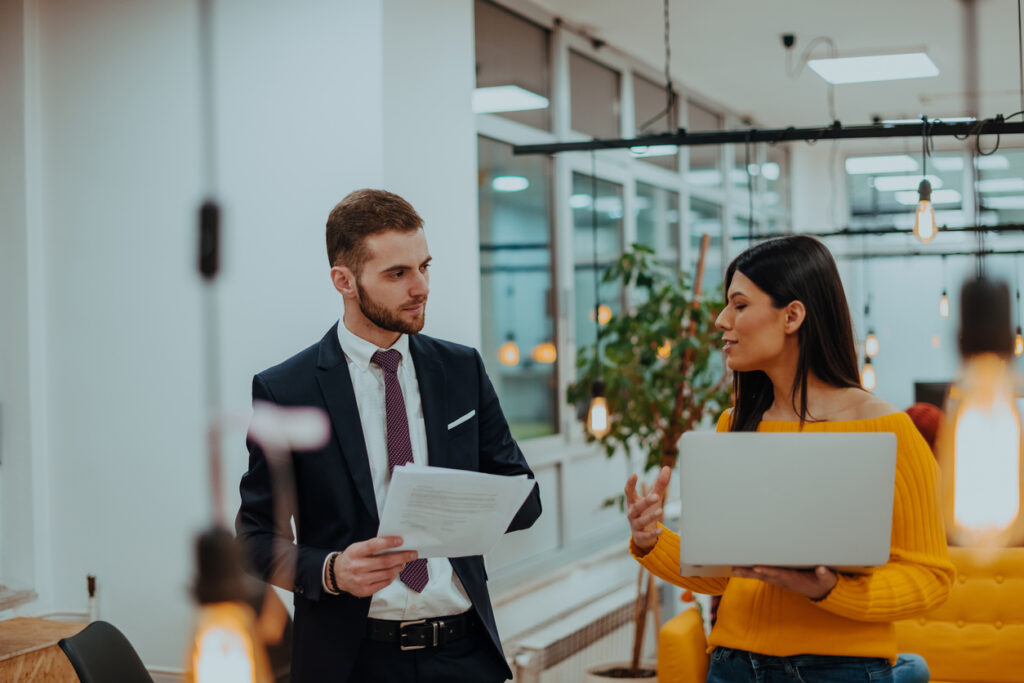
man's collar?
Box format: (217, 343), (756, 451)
(337, 317), (410, 371)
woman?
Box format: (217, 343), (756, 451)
(626, 235), (952, 683)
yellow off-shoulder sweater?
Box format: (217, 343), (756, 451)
(631, 411), (954, 663)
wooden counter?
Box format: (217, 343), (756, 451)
(0, 617), (87, 682)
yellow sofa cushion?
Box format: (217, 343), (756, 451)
(894, 546), (1024, 683)
(658, 606), (708, 683)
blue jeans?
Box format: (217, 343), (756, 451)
(892, 653), (929, 683)
(707, 646), (894, 682)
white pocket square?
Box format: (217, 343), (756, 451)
(447, 410), (476, 430)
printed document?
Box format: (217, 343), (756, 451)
(378, 464), (536, 558)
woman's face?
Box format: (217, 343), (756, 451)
(715, 270), (792, 372)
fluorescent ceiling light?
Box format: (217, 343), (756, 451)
(630, 145), (678, 158)
(982, 196), (1024, 210)
(975, 155), (1009, 170)
(808, 52), (939, 84)
(931, 156), (964, 171)
(894, 188), (961, 206)
(491, 175), (530, 192)
(729, 169), (752, 185)
(569, 194), (592, 209)
(880, 116), (975, 125)
(976, 178), (1024, 193)
(473, 85), (549, 114)
(845, 155), (918, 174)
(871, 175), (942, 191)
(685, 170), (723, 186)
(934, 155), (1012, 171)
(595, 197), (623, 217)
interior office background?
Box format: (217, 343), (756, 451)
(3, 0), (1024, 677)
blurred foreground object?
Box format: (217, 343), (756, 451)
(938, 277), (1024, 547)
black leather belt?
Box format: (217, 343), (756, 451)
(366, 612), (478, 651)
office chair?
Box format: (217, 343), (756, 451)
(58, 620), (154, 683)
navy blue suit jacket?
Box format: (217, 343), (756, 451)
(236, 325), (542, 682)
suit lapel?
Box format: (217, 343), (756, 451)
(409, 335), (448, 469)
(315, 324), (379, 524)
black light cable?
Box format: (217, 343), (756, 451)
(586, 149), (609, 437)
(638, 0), (675, 133)
(745, 134), (754, 241)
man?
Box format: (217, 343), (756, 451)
(236, 189), (542, 682)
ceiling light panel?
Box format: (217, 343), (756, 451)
(872, 175), (942, 191)
(845, 155), (918, 174)
(473, 86), (550, 114)
(808, 52), (939, 85)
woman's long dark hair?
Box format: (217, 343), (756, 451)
(726, 235), (861, 431)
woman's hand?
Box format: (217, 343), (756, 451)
(625, 466), (672, 553)
(731, 565), (838, 600)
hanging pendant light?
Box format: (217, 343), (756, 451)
(531, 341), (557, 363)
(863, 296), (878, 358)
(498, 284), (520, 366)
(939, 255), (950, 318)
(586, 379), (611, 438)
(584, 152), (612, 439)
(498, 335), (520, 366)
(861, 360), (877, 391)
(865, 331), (879, 358)
(189, 530), (271, 683)
(913, 124), (937, 244)
(913, 179), (938, 244)
(938, 277), (1024, 547)
(1016, 258), (1023, 358)
(590, 304), (613, 325)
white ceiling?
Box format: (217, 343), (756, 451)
(533, 0), (1024, 129)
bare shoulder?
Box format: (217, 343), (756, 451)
(850, 391), (899, 420)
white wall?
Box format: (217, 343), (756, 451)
(0, 0), (28, 590)
(382, 0), (481, 348)
(4, 0), (479, 671)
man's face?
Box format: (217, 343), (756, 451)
(354, 229), (431, 335)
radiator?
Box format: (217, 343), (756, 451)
(509, 584), (659, 682)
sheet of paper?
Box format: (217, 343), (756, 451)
(377, 464), (536, 558)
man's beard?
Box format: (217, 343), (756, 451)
(355, 279), (426, 335)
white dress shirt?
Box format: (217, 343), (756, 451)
(321, 319), (472, 619)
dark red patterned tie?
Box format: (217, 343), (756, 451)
(371, 349), (429, 592)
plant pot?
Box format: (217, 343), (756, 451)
(584, 660), (657, 681)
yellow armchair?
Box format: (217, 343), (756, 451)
(893, 546), (1024, 683)
(657, 606), (707, 683)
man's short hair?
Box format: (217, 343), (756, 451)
(326, 189), (423, 272)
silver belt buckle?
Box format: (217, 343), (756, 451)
(399, 619), (428, 651)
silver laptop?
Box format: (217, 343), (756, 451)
(677, 431), (897, 577)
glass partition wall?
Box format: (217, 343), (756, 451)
(473, 0), (788, 576)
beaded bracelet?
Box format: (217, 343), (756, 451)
(327, 552), (341, 594)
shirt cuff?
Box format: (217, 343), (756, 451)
(322, 552), (339, 595)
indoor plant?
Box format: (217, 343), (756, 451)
(567, 240), (732, 679)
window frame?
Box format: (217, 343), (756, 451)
(476, 0), (783, 580)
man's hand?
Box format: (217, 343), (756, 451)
(731, 565), (838, 600)
(625, 466), (672, 553)
(332, 536), (418, 597)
